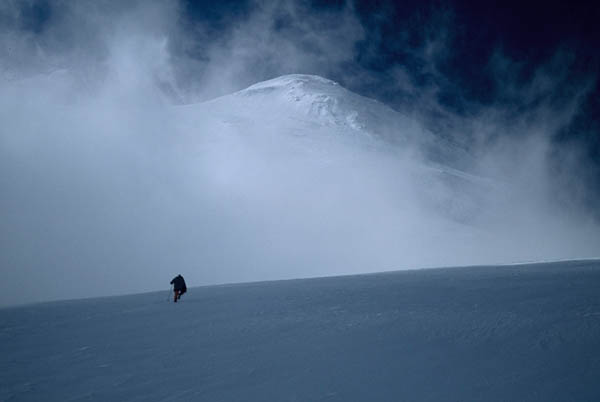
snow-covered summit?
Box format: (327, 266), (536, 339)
(173, 74), (487, 223)
(178, 74), (426, 151)
(229, 74), (419, 143)
(241, 74), (340, 92)
(187, 74), (471, 169)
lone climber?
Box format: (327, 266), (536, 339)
(170, 274), (187, 303)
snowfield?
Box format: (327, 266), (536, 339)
(2, 259), (600, 401)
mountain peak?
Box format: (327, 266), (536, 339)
(242, 74), (339, 93)
(230, 74), (407, 138)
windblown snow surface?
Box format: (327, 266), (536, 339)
(2, 259), (600, 401)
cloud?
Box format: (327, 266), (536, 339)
(0, 0), (598, 306)
(165, 0), (365, 101)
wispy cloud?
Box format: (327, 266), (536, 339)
(0, 0), (598, 305)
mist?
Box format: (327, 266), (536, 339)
(1, 0), (598, 305)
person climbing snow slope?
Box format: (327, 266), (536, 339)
(170, 274), (187, 303)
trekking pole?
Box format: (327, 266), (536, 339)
(166, 285), (172, 302)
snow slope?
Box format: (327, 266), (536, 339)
(2, 259), (600, 401)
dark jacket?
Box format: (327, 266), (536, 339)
(170, 275), (187, 293)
